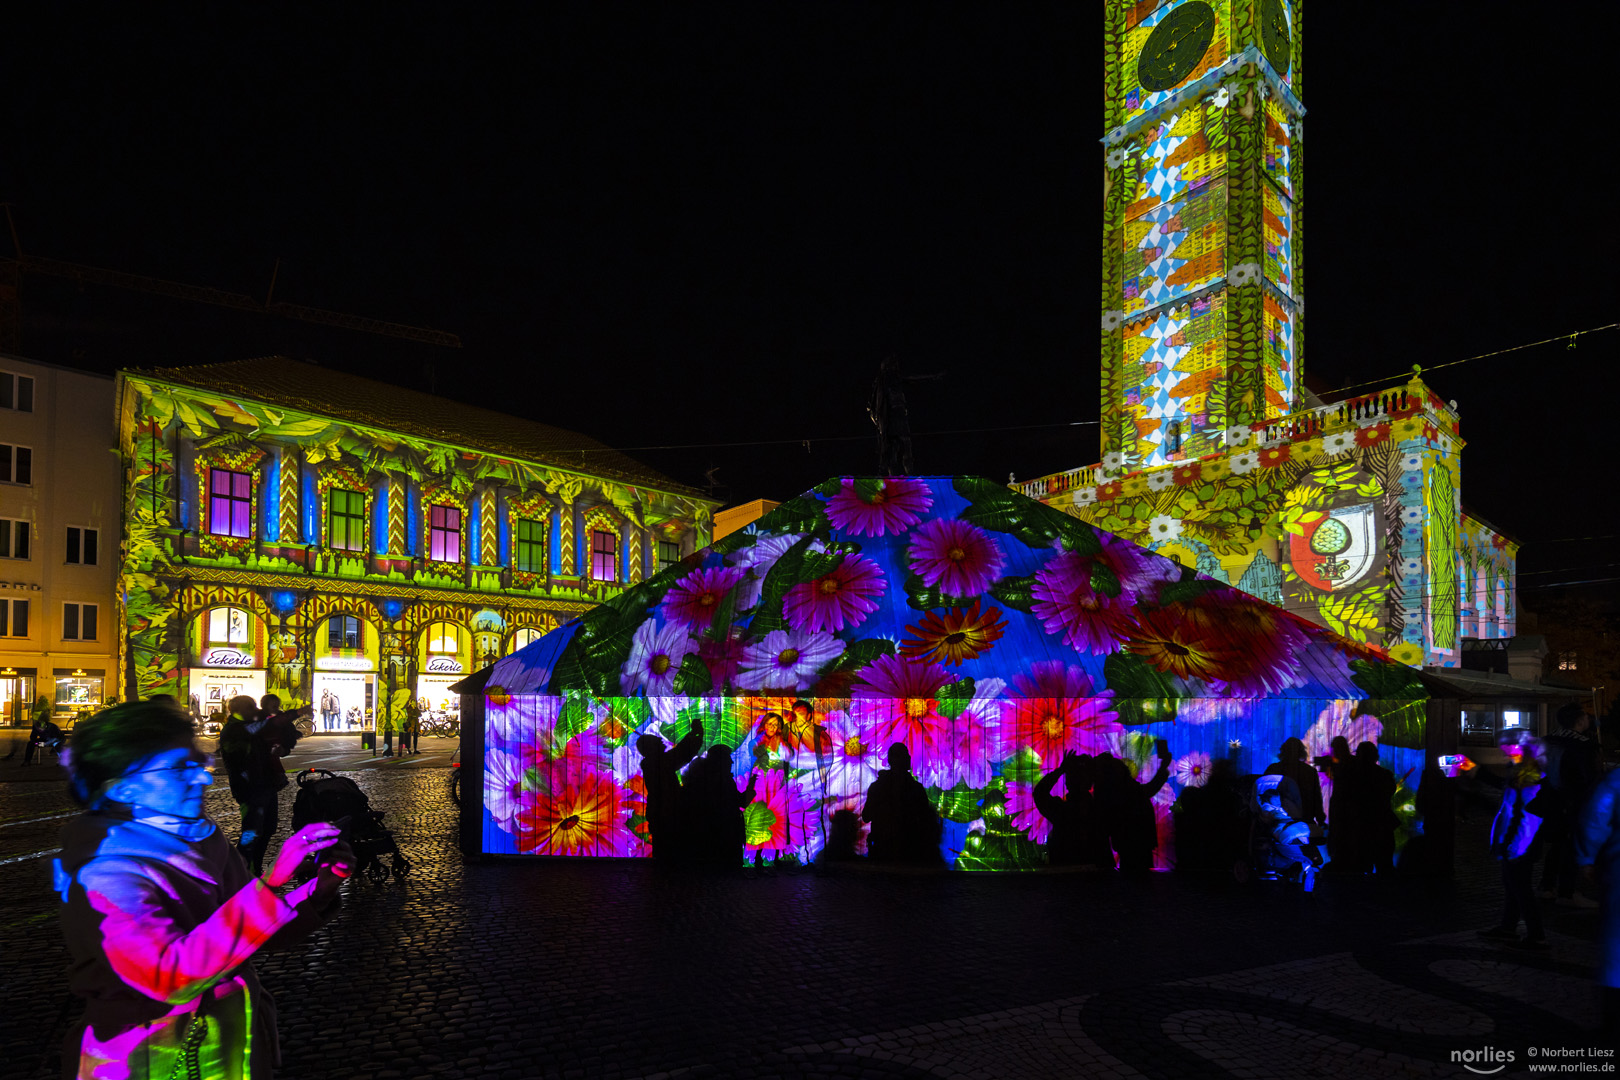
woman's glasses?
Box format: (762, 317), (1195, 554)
(131, 754), (216, 778)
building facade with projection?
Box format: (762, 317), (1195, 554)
(116, 356), (718, 730)
(1015, 1), (1519, 677)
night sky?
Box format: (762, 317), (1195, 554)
(3, 5), (1615, 601)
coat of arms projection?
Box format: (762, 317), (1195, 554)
(1103, 0), (1301, 472)
(479, 477), (1428, 871)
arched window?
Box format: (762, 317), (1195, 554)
(427, 622), (461, 656)
(207, 606), (251, 645)
(509, 627), (543, 654)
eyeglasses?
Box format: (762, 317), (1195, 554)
(130, 754), (216, 778)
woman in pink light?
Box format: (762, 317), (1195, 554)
(55, 700), (353, 1079)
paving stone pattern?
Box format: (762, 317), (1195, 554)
(0, 740), (1610, 1079)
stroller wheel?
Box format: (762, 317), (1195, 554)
(365, 859), (388, 885)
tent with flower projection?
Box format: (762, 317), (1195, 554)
(457, 476), (1437, 870)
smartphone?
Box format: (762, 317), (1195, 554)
(1154, 737), (1170, 758)
(1437, 754), (1470, 778)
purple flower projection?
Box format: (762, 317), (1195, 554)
(479, 477), (1431, 870)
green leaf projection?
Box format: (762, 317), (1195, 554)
(479, 476), (1430, 869)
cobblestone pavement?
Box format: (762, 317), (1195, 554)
(1, 745), (1611, 1079)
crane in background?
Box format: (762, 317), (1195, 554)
(0, 204), (461, 353)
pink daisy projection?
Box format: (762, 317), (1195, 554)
(1093, 532), (1172, 602)
(745, 769), (822, 859)
(487, 694), (561, 756)
(484, 745), (539, 829)
(1172, 751), (1212, 788)
(1030, 551), (1140, 654)
(920, 677), (1007, 790)
(1006, 661), (1122, 769)
(661, 566), (745, 630)
(698, 631), (747, 688)
(729, 531), (809, 609)
(783, 552), (886, 634)
(620, 620), (697, 696)
(852, 654), (954, 772)
(825, 477), (934, 537)
(907, 518), (1007, 597)
(733, 628), (845, 691)
(820, 711), (886, 798)
(1003, 780), (1056, 845)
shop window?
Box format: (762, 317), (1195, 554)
(208, 468), (253, 538)
(0, 599), (28, 637)
(328, 490), (366, 552)
(0, 518), (28, 560)
(1461, 707), (1498, 745)
(207, 606), (252, 645)
(429, 505), (462, 563)
(427, 622), (460, 656)
(55, 671), (104, 711)
(509, 627), (543, 653)
(590, 529), (617, 582)
(0, 444), (33, 486)
(0, 371), (35, 412)
(658, 539), (682, 571)
(328, 615), (361, 650)
(515, 518), (546, 573)
(63, 603), (98, 641)
(65, 526), (97, 565)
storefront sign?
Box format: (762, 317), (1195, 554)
(202, 648), (255, 668)
(315, 656), (375, 672)
(425, 656), (464, 674)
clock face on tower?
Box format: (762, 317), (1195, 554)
(1137, 2), (1217, 92)
(1261, 0), (1292, 77)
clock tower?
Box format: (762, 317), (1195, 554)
(1101, 0), (1302, 471)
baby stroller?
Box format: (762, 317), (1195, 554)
(291, 769), (410, 884)
(1234, 773), (1326, 891)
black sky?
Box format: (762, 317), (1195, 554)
(3, 4), (1616, 599)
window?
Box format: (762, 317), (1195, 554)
(590, 529), (617, 582)
(328, 615), (361, 649)
(207, 606), (251, 645)
(1558, 651), (1577, 671)
(328, 490), (366, 552)
(428, 505), (461, 563)
(0, 518), (28, 560)
(0, 372), (34, 412)
(63, 603), (98, 641)
(65, 526), (98, 565)
(427, 622), (460, 654)
(509, 627), (543, 653)
(0, 599), (28, 637)
(1460, 707), (1497, 745)
(0, 444), (33, 486)
(515, 518), (546, 573)
(658, 539), (682, 571)
(208, 468), (253, 538)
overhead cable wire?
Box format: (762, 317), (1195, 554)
(1326, 322), (1620, 398)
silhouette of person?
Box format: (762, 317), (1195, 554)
(1172, 756), (1247, 872)
(1354, 741), (1398, 874)
(637, 718), (704, 864)
(1324, 734), (1360, 869)
(862, 743), (942, 864)
(867, 357), (944, 477)
(1034, 751), (1098, 867)
(1096, 743), (1171, 873)
(684, 744), (756, 869)
(1264, 737), (1325, 827)
(1414, 760), (1457, 877)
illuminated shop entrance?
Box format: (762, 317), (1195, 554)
(54, 669), (106, 725)
(0, 667), (38, 727)
(311, 615), (378, 732)
(188, 605), (265, 718)
(417, 621), (468, 730)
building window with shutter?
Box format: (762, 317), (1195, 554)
(208, 468), (253, 538)
(0, 518), (28, 560)
(428, 505), (462, 563)
(515, 518), (547, 573)
(66, 526), (98, 565)
(590, 529), (617, 583)
(329, 490), (366, 552)
(63, 603), (98, 641)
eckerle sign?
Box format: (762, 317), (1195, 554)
(202, 648), (255, 668)
(425, 656), (464, 674)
